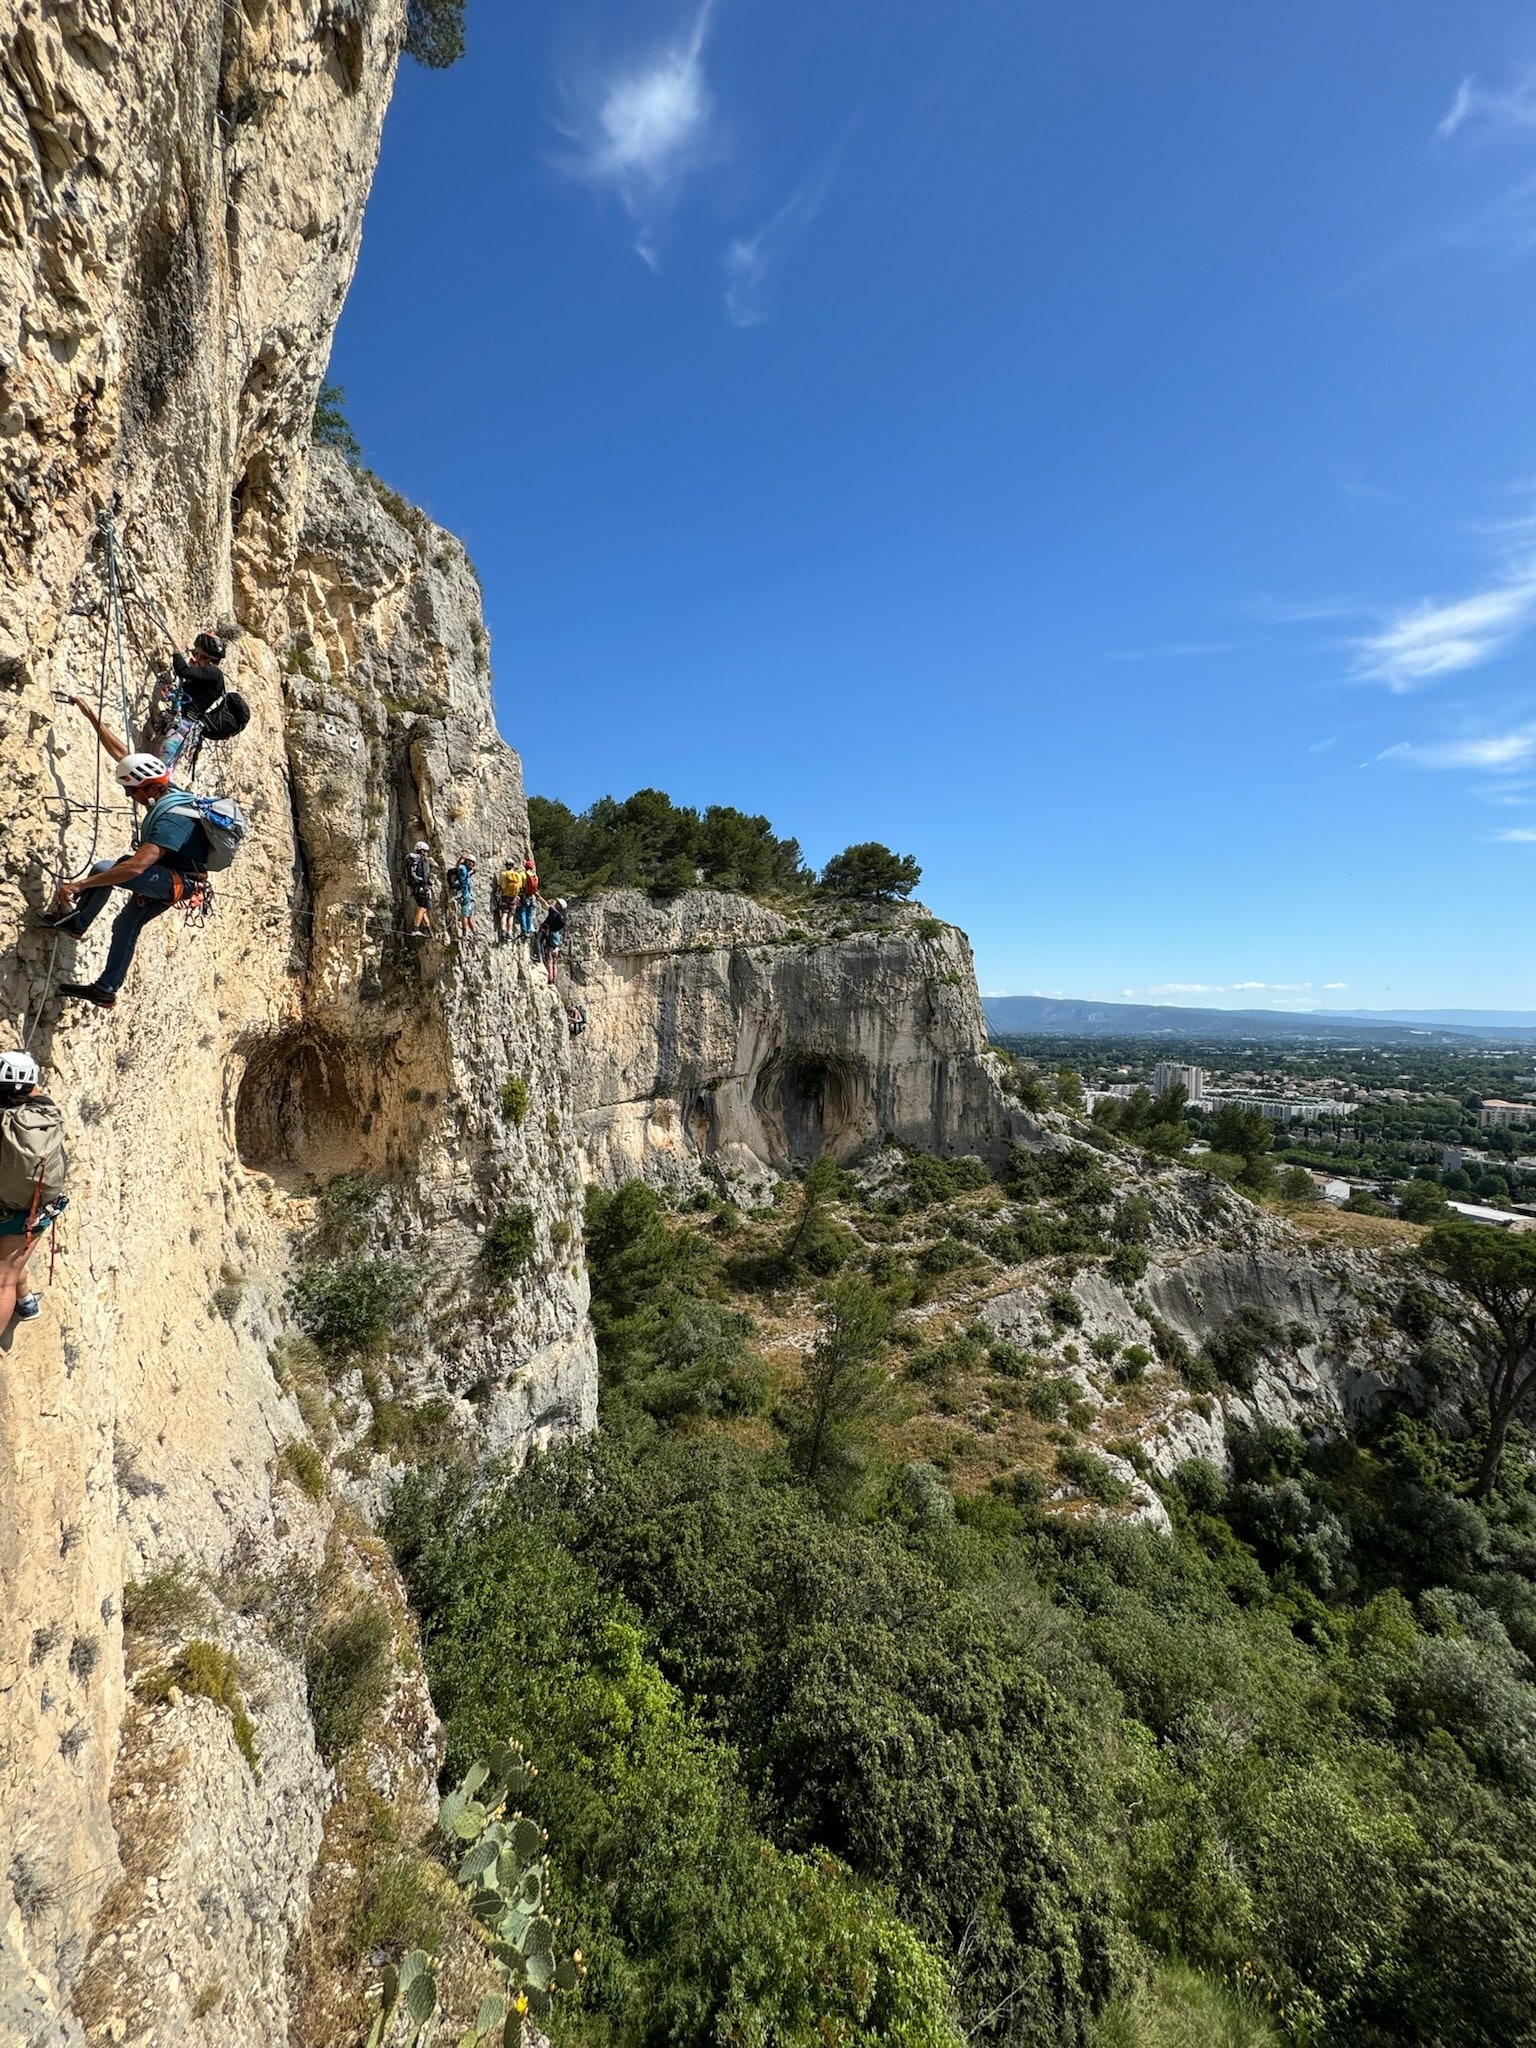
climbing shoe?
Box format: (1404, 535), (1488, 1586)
(58, 982), (116, 1009)
(13, 1294), (40, 1321)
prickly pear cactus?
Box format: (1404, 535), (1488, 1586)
(367, 1741), (583, 2047)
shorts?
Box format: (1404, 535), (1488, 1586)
(0, 1196), (66, 1239)
(411, 888), (432, 910)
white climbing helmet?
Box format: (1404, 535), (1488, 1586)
(555, 898), (567, 911)
(415, 839), (430, 852)
(114, 751), (168, 789)
(0, 1051), (39, 1090)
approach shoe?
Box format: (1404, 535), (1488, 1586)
(13, 1294), (40, 1321)
(58, 982), (117, 1009)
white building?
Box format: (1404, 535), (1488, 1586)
(1153, 1062), (1205, 1103)
(1207, 1095), (1355, 1126)
(1479, 1101), (1536, 1130)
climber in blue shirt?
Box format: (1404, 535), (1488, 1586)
(42, 697), (211, 1011)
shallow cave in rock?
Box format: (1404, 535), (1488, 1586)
(235, 1029), (368, 1176)
(752, 1051), (863, 1168)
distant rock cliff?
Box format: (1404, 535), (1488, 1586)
(567, 891), (1021, 1193)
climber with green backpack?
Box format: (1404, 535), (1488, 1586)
(42, 695), (249, 1010)
(0, 1051), (68, 1330)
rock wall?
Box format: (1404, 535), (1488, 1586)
(568, 890), (1018, 1194)
(0, 7), (596, 2043)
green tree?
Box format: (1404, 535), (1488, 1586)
(819, 841), (922, 901)
(404, 0), (466, 67)
(786, 1275), (892, 1500)
(1208, 1103), (1275, 1161)
(1420, 1222), (1536, 1493)
(1396, 1178), (1450, 1224)
(312, 380), (361, 463)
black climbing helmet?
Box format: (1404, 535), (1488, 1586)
(193, 631), (226, 663)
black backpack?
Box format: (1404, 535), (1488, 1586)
(200, 691), (250, 742)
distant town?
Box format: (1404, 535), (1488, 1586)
(991, 1031), (1536, 1229)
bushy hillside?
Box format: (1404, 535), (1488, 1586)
(386, 1119), (1536, 2048)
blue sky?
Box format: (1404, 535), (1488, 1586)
(332, 0), (1536, 1009)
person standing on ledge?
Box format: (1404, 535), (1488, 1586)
(406, 840), (434, 937)
(495, 854), (525, 944)
(518, 850), (540, 941)
(0, 1050), (68, 1330)
(537, 897), (567, 985)
(449, 853), (477, 941)
(42, 698), (212, 1011)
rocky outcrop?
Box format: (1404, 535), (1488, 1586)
(568, 891), (1018, 1193)
(0, 8), (596, 2043)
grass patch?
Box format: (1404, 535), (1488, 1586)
(139, 1641), (259, 1776)
(122, 1564), (209, 1641)
(1090, 1963), (1278, 2048)
(277, 1438), (326, 1501)
(500, 1075), (528, 1126)
(350, 1851), (450, 1960)
(306, 1603), (394, 1762)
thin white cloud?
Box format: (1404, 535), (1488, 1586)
(1378, 731), (1536, 771)
(724, 149), (843, 328)
(1107, 641), (1237, 662)
(1438, 68), (1536, 141)
(560, 4), (716, 266)
(1120, 981), (1318, 1002)
(1323, 982), (1350, 990)
(1491, 827), (1536, 842)
(1353, 556), (1536, 689)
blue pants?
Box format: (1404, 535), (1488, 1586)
(518, 899), (535, 936)
(57, 861), (185, 995)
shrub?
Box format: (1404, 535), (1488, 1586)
(122, 1564), (209, 1639)
(295, 1257), (413, 1360)
(1047, 1285), (1084, 1328)
(306, 1604), (393, 1761)
(1279, 1166), (1320, 1205)
(1112, 1195), (1154, 1244)
(1115, 1344), (1152, 1383)
(1057, 1444), (1131, 1504)
(350, 1852), (448, 1959)
(1108, 1243), (1149, 1286)
(312, 380), (361, 462)
(918, 1236), (974, 1276)
(501, 1074), (529, 1125)
(1198, 1304), (1289, 1393)
(484, 1205), (537, 1284)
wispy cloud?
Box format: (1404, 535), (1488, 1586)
(1438, 68), (1536, 142)
(560, 4), (716, 266)
(1353, 556), (1536, 688)
(1378, 731), (1536, 771)
(1107, 641), (1237, 662)
(1120, 981), (1321, 1003)
(725, 155), (840, 327)
(1491, 826), (1536, 842)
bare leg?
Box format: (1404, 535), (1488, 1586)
(0, 1235), (34, 1327)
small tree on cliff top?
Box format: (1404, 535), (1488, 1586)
(819, 842), (922, 902)
(405, 0), (466, 67)
(1421, 1220), (1536, 1494)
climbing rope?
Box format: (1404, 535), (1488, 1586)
(100, 513), (137, 746)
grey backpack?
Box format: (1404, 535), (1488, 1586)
(0, 1100), (67, 1215)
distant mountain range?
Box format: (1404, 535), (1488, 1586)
(982, 995), (1536, 1044)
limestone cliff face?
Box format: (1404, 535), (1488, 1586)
(568, 891), (1021, 1193)
(0, 8), (595, 2044)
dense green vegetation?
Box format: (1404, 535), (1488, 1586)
(405, 0), (466, 68)
(385, 1167), (1536, 2048)
(527, 786), (922, 907)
